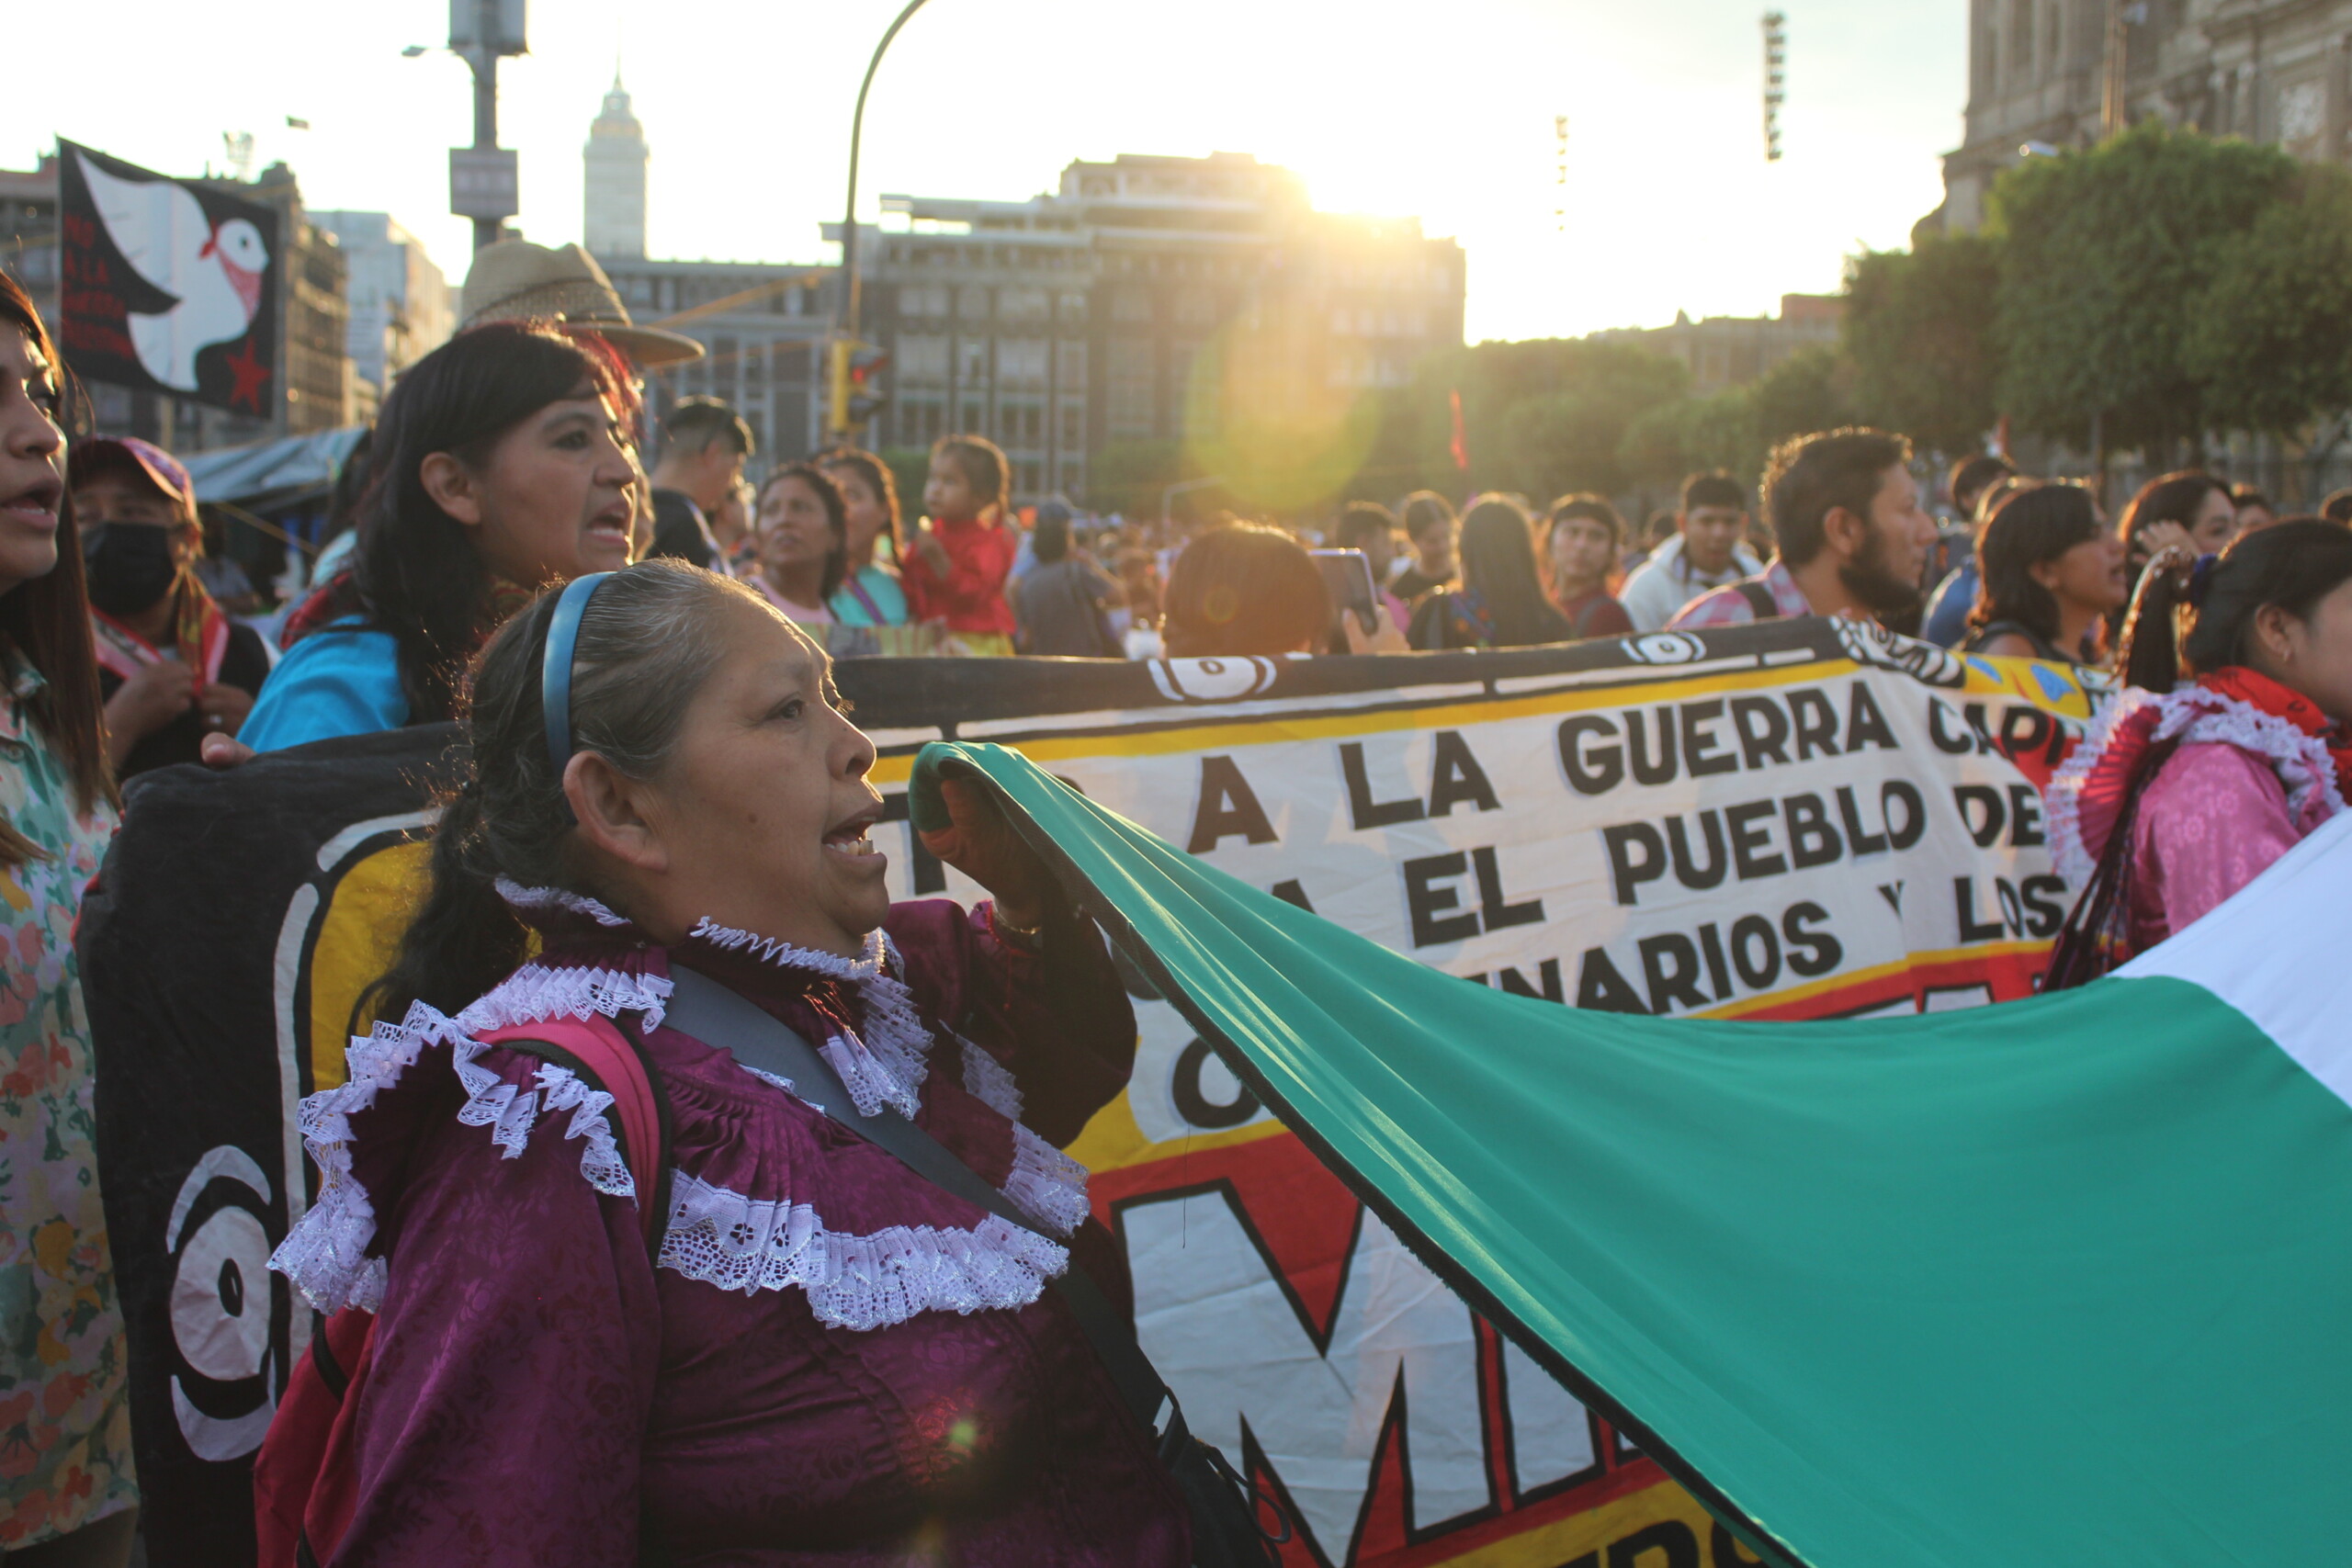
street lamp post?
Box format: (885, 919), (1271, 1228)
(447, 0), (526, 253)
(831, 0), (933, 442)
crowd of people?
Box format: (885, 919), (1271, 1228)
(3, 230), (2352, 1563)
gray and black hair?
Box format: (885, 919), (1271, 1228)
(366, 559), (775, 1021)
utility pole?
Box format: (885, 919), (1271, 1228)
(2101, 0), (2129, 136)
(832, 0), (933, 443)
(448, 0), (526, 252)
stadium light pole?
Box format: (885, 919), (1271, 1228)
(833, 0), (933, 441)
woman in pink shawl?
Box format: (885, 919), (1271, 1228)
(266, 559), (1189, 1564)
(2046, 521), (2352, 981)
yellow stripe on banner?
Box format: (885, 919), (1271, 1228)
(1065, 1085), (1293, 1175)
(1428, 1475), (1722, 1567)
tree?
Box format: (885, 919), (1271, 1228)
(1397, 338), (1690, 499)
(1843, 233), (2001, 454)
(2183, 164), (2352, 437)
(1748, 344), (1854, 456)
(1989, 123), (2299, 454)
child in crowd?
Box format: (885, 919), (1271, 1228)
(902, 434), (1019, 657)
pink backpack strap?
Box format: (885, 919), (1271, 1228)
(473, 1015), (668, 1247)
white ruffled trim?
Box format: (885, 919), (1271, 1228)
(460, 963), (673, 1035)
(1005, 1124), (1090, 1236)
(2048, 685), (2347, 886)
(269, 963), (673, 1314)
(495, 876), (631, 928)
(687, 919), (933, 1119)
(656, 1169), (1068, 1330)
(959, 1033), (1023, 1122)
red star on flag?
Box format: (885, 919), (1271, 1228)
(225, 337), (270, 413)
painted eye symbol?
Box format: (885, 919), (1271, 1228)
(165, 1145), (279, 1461)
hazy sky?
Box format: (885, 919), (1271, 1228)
(22, 0), (1964, 343)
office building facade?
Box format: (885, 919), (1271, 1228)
(841, 152), (1466, 503)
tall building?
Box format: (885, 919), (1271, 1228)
(310, 211), (453, 400)
(585, 73), (650, 259)
(837, 152), (1467, 503)
(1941, 0), (2352, 231)
(1593, 294), (1843, 395)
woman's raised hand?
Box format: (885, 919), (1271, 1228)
(917, 774), (1058, 932)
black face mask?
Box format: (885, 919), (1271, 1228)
(83, 524), (183, 617)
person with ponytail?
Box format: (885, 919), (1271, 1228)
(266, 559), (1186, 1563)
(0, 276), (138, 1564)
(2045, 521), (2352, 982)
(1961, 481), (2127, 665)
(240, 322), (641, 751)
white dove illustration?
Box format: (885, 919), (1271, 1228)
(76, 150), (270, 392)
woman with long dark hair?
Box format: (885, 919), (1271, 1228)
(0, 275), (137, 1563)
(747, 461), (850, 625)
(240, 322), (639, 750)
(2046, 521), (2352, 981)
(266, 560), (1187, 1562)
(818, 448), (909, 626)
(1410, 495), (1575, 649)
(1961, 482), (2127, 664)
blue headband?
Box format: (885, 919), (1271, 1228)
(542, 572), (614, 778)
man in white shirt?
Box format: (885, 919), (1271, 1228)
(1618, 472), (1764, 631)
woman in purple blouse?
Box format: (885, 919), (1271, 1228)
(268, 558), (1189, 1564)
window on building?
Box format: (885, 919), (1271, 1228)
(1111, 286), (1153, 323)
(1016, 458), (1043, 497)
(957, 338), (989, 386)
(1060, 400), (1084, 450)
(899, 334), (951, 386)
(2010, 0), (2033, 73)
(1000, 287), (1050, 324)
(959, 400), (986, 434)
(1057, 291), (1089, 329)
(998, 338), (1051, 389)
(958, 285), (991, 322)
(1057, 339), (1088, 387)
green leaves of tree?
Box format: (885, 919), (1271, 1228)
(1988, 123), (2296, 452)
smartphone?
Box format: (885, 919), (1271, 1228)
(1309, 548), (1381, 648)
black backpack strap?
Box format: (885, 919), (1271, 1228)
(1736, 580), (1781, 620)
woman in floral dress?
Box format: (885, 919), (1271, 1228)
(0, 275), (135, 1563)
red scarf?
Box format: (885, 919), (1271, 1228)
(2199, 665), (2352, 801)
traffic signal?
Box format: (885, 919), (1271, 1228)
(826, 339), (891, 439)
(848, 343), (890, 428)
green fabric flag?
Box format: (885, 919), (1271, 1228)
(911, 739), (2352, 1568)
